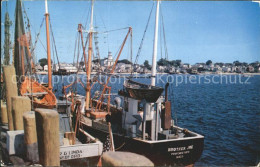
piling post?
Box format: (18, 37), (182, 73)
(23, 111), (39, 162)
(102, 151), (154, 166)
(64, 132), (76, 145)
(35, 108), (60, 166)
(1, 101), (8, 124)
(3, 66), (18, 130)
(12, 96), (31, 130)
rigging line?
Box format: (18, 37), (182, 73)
(31, 18), (45, 56)
(83, 3), (91, 29)
(98, 27), (129, 34)
(160, 17), (163, 60)
(49, 16), (60, 66)
(134, 2), (154, 65)
(161, 6), (169, 60)
(112, 43), (121, 64)
(48, 19), (55, 67)
(98, 11), (109, 52)
(80, 32), (89, 72)
(51, 31), (56, 67)
(22, 2), (31, 32)
(22, 1), (34, 108)
(38, 37), (47, 53)
(34, 19), (47, 53)
(76, 33), (89, 74)
(22, 2), (37, 65)
(73, 32), (79, 65)
(21, 2), (34, 71)
(111, 28), (130, 62)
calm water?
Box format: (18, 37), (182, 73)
(44, 74), (260, 166)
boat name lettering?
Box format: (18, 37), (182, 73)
(60, 149), (83, 160)
(168, 145), (193, 152)
(171, 151), (190, 156)
(168, 147), (186, 152)
(176, 155), (184, 159)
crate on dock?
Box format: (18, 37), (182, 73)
(6, 130), (25, 155)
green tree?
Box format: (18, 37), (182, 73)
(176, 60), (181, 66)
(92, 59), (100, 63)
(79, 61), (85, 66)
(242, 62), (248, 66)
(215, 62), (224, 67)
(233, 60), (241, 66)
(118, 59), (132, 64)
(157, 58), (169, 66)
(206, 60), (212, 65)
(144, 60), (151, 69)
(39, 58), (48, 69)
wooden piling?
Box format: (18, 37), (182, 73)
(102, 151), (154, 166)
(35, 108), (60, 166)
(23, 111), (39, 163)
(1, 101), (8, 124)
(12, 96), (31, 130)
(3, 66), (18, 130)
(64, 132), (76, 145)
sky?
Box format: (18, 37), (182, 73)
(1, 0), (260, 65)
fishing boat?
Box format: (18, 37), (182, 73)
(13, 0), (56, 109)
(20, 77), (56, 109)
(77, 0), (204, 166)
(1, 1), (103, 166)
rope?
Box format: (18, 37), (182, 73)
(49, 16), (60, 68)
(161, 6), (169, 60)
(98, 27), (129, 34)
(115, 142), (126, 151)
(21, 2), (35, 75)
(99, 13), (109, 52)
(38, 37), (47, 52)
(134, 2), (154, 65)
(83, 3), (91, 29)
(73, 32), (78, 65)
(31, 18), (45, 56)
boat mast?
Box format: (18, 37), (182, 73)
(45, 0), (52, 90)
(151, 0), (160, 86)
(85, 0), (94, 109)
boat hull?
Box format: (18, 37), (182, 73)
(20, 77), (57, 109)
(81, 122), (204, 166)
(123, 80), (164, 102)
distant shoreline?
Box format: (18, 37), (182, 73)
(36, 71), (260, 75)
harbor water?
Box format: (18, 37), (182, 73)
(40, 74), (260, 166)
